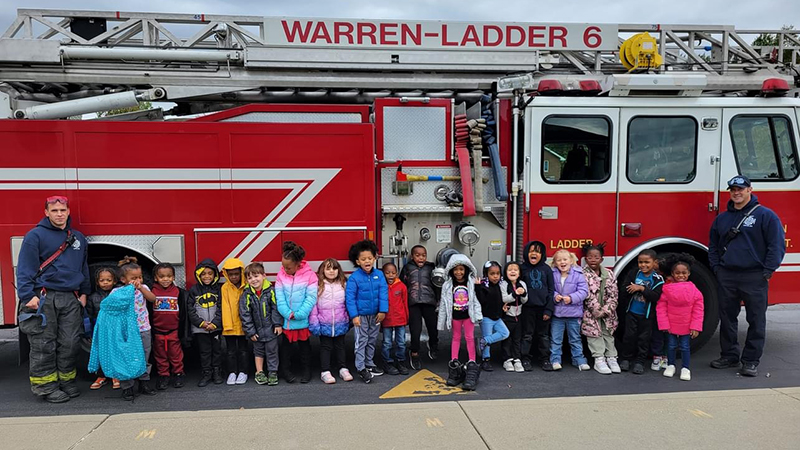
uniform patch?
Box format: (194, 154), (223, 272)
(743, 216), (757, 228)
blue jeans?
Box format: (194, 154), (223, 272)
(480, 318), (510, 359)
(381, 326), (406, 363)
(550, 317), (587, 366)
(667, 333), (691, 369)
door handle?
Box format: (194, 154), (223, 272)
(538, 206), (558, 219)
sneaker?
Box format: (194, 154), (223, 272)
(396, 361), (409, 375)
(300, 369), (312, 384)
(44, 389), (70, 403)
(651, 356), (664, 371)
(90, 377), (107, 390)
(541, 361), (554, 372)
(663, 365), (676, 378)
(226, 372), (237, 385)
(710, 357), (740, 369)
(121, 387), (135, 401)
(632, 362), (645, 374)
(197, 370), (212, 387)
(156, 376), (169, 390)
(619, 360), (631, 372)
(409, 352), (421, 370)
(254, 371), (268, 385)
(212, 367), (224, 384)
(320, 371), (336, 384)
(359, 368), (373, 384)
(236, 372), (248, 385)
(339, 368), (354, 381)
(578, 363), (591, 371)
(552, 362), (562, 371)
(481, 358), (493, 372)
(503, 359), (515, 372)
(593, 357), (612, 375)
(61, 383), (81, 398)
(138, 380), (157, 396)
(173, 373), (185, 388)
(513, 359), (525, 373)
(740, 363), (758, 377)
(478, 338), (488, 355)
(680, 368), (692, 381)
(522, 359), (534, 372)
(661, 357), (669, 369)
(267, 371), (279, 386)
(607, 357), (621, 374)
(384, 363), (400, 376)
(368, 366), (384, 377)
(427, 343), (438, 361)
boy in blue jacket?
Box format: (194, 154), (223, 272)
(346, 240), (388, 383)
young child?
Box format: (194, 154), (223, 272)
(399, 245), (439, 369)
(438, 254), (482, 391)
(309, 258), (353, 384)
(87, 267), (120, 390)
(580, 243), (620, 375)
(501, 261), (528, 372)
(381, 262), (409, 376)
(550, 250), (590, 371)
(476, 261), (511, 372)
(657, 254), (704, 381)
(150, 263), (188, 390)
(519, 241), (555, 371)
(346, 240), (388, 383)
(275, 241), (318, 384)
(187, 258), (223, 387)
(114, 257), (157, 400)
(239, 262), (282, 386)
(619, 249), (665, 374)
(221, 258), (248, 385)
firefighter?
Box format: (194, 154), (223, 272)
(16, 196), (91, 403)
(708, 176), (786, 377)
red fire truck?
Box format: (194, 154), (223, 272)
(0, 10), (798, 351)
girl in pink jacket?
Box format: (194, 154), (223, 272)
(656, 254), (704, 381)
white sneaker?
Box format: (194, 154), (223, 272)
(339, 367), (353, 382)
(578, 363), (591, 371)
(663, 365), (676, 378)
(513, 359), (525, 372)
(552, 362), (562, 371)
(235, 372), (248, 385)
(226, 372), (237, 385)
(651, 356), (664, 371)
(607, 357), (621, 374)
(680, 368), (691, 381)
(503, 359), (515, 372)
(321, 371), (336, 384)
(593, 357), (612, 375)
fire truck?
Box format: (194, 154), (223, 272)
(0, 9), (798, 351)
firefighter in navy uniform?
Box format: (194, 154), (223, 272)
(708, 176), (786, 377)
(16, 196), (91, 403)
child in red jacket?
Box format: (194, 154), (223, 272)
(381, 263), (409, 375)
(656, 254), (704, 381)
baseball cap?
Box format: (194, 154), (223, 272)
(726, 175), (751, 189)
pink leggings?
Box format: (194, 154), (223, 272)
(451, 318), (476, 361)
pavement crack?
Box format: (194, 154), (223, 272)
(457, 402), (490, 449)
(67, 415), (110, 450)
(771, 388), (800, 403)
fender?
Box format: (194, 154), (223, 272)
(614, 237), (708, 274)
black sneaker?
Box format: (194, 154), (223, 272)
(632, 362), (645, 374)
(619, 360), (631, 372)
(710, 357), (739, 369)
(384, 363), (400, 375)
(282, 371), (296, 384)
(481, 358), (493, 372)
(541, 361), (554, 372)
(740, 363), (758, 377)
(173, 373), (185, 388)
(197, 370), (212, 387)
(44, 390), (70, 404)
(211, 367), (224, 385)
(427, 343), (438, 361)
(396, 361), (409, 375)
(521, 359), (534, 372)
(156, 377), (169, 391)
(409, 352), (421, 370)
(138, 380), (157, 396)
(300, 369), (312, 384)
(122, 387), (135, 401)
(368, 366), (384, 377)
(359, 368), (373, 384)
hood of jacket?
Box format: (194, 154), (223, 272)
(220, 258), (246, 336)
(520, 240), (548, 272)
(438, 254), (482, 329)
(445, 253), (477, 280)
(221, 258), (245, 289)
(194, 258), (220, 285)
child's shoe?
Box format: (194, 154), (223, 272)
(236, 372), (248, 385)
(358, 368), (373, 384)
(619, 360), (630, 372)
(212, 367), (224, 384)
(368, 366), (384, 377)
(267, 371), (279, 386)
(384, 362), (400, 376)
(112, 378), (121, 389)
(90, 377), (107, 390)
(503, 359), (515, 372)
(607, 357), (621, 373)
(198, 370), (212, 387)
(578, 363), (591, 371)
(139, 380), (157, 396)
(427, 343), (438, 361)
(339, 367), (354, 381)
(593, 357), (612, 375)
(255, 371), (268, 385)
(409, 352), (421, 370)
(521, 358), (534, 372)
(680, 368), (691, 381)
(481, 358), (493, 372)
(651, 356), (664, 371)
(461, 361), (481, 391)
(173, 373), (185, 388)
(300, 368), (312, 384)
(122, 387), (135, 401)
(632, 362), (645, 374)
(552, 362), (562, 371)
(282, 370), (296, 384)
(540, 361), (554, 372)
(663, 365), (676, 378)
(446, 359), (465, 386)
(396, 361), (409, 375)
(226, 372), (237, 385)
(513, 359), (525, 373)
(478, 338), (488, 355)
(156, 376), (169, 390)
(320, 371), (336, 384)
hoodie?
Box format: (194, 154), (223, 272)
(437, 254), (482, 330)
(383, 278), (409, 327)
(221, 258), (246, 336)
(520, 241), (555, 316)
(275, 261), (318, 330)
(186, 259), (222, 334)
(16, 216), (91, 302)
(708, 194), (786, 277)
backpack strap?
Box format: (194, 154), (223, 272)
(35, 230), (73, 279)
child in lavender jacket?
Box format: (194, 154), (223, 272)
(550, 249), (589, 371)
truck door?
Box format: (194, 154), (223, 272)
(526, 107), (619, 260)
(617, 107), (722, 256)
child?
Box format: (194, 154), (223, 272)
(221, 258), (248, 385)
(150, 263), (189, 390)
(619, 249), (665, 374)
(580, 243), (620, 375)
(309, 258), (353, 384)
(239, 262), (282, 386)
(114, 257), (157, 400)
(381, 262), (409, 376)
(437, 254), (482, 391)
(399, 245), (439, 369)
(345, 240), (388, 384)
(550, 249), (590, 371)
(657, 254), (704, 381)
(187, 258), (223, 387)
(275, 241), (318, 384)
(476, 261), (511, 372)
(501, 261), (528, 372)
(519, 241), (555, 371)
(87, 267), (121, 390)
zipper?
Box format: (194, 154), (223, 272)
(328, 283), (335, 337)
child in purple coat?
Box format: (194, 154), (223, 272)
(550, 249), (589, 371)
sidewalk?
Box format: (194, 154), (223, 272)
(3, 387), (800, 449)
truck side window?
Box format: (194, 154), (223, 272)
(730, 115), (799, 181)
(541, 116), (611, 183)
(627, 116), (697, 184)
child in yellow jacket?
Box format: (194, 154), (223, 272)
(222, 258), (248, 384)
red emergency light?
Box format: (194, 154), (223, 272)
(761, 78), (790, 97)
(537, 80), (563, 95)
(579, 80), (602, 95)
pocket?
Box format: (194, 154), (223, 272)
(18, 308), (44, 336)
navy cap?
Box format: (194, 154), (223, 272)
(727, 175), (751, 189)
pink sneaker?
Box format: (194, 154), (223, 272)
(320, 371), (336, 384)
(339, 367), (354, 382)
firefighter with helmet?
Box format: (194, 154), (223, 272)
(16, 196), (91, 403)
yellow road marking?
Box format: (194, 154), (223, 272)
(688, 409), (713, 419)
(135, 429), (157, 440)
(379, 369), (469, 399)
(426, 417), (444, 428)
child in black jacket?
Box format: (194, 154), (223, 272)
(519, 241), (555, 371)
(399, 245), (439, 369)
(187, 258), (223, 387)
